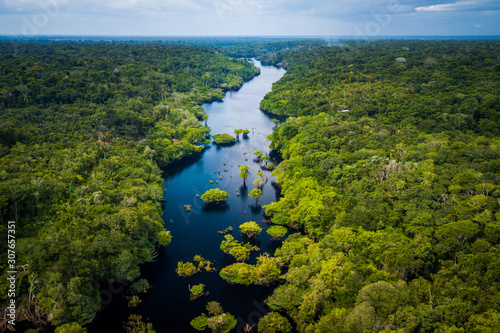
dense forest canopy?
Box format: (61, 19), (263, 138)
(1, 38), (499, 333)
(257, 40), (500, 332)
(0, 41), (259, 331)
(260, 40), (499, 136)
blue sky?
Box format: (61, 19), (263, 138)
(0, 0), (499, 36)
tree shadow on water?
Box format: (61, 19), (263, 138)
(202, 202), (230, 212)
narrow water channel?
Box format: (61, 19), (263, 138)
(89, 60), (286, 332)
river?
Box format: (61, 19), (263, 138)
(90, 60), (286, 332)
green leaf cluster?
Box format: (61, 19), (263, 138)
(200, 188), (230, 203)
(219, 234), (259, 262)
(212, 133), (236, 145)
(239, 221), (263, 238)
(219, 254), (282, 286)
(176, 256), (216, 277)
(190, 302), (237, 333)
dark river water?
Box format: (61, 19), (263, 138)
(90, 60), (286, 333)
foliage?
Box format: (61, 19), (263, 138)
(0, 41), (261, 328)
(200, 188), (230, 203)
(239, 221), (263, 238)
(124, 314), (155, 333)
(54, 323), (87, 333)
(253, 179), (264, 188)
(249, 188), (263, 203)
(265, 163), (275, 170)
(212, 133), (236, 145)
(156, 230), (172, 247)
(220, 234), (259, 262)
(190, 302), (237, 333)
(258, 312), (292, 333)
(176, 256), (216, 277)
(266, 226), (288, 240)
(127, 295), (142, 308)
(239, 165), (249, 183)
(207, 301), (224, 316)
(190, 315), (209, 331)
(220, 254), (282, 286)
(261, 40), (500, 332)
(190, 284), (205, 296)
(194, 255), (217, 272)
(176, 261), (199, 278)
(129, 279), (150, 295)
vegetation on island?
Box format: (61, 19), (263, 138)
(176, 256), (216, 278)
(239, 221), (263, 238)
(190, 301), (238, 333)
(189, 284), (209, 301)
(219, 254), (282, 286)
(212, 133), (236, 145)
(0, 41), (259, 331)
(220, 234), (259, 262)
(200, 188), (230, 204)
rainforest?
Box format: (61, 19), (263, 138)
(0, 38), (499, 333)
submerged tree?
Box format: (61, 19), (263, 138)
(176, 261), (198, 278)
(239, 165), (249, 184)
(239, 221), (263, 238)
(234, 129), (242, 140)
(219, 254), (282, 286)
(249, 188), (263, 205)
(189, 284), (207, 301)
(220, 234), (259, 262)
(253, 179), (264, 189)
(190, 302), (237, 333)
(242, 129), (250, 137)
(201, 189), (230, 204)
(254, 150), (263, 160)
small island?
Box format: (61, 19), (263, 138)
(212, 133), (236, 146)
(200, 188), (230, 204)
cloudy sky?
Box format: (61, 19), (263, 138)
(0, 0), (499, 36)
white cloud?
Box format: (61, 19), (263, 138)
(415, 0), (492, 12)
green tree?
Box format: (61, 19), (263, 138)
(249, 188), (263, 205)
(253, 179), (264, 188)
(212, 133), (236, 145)
(258, 312), (292, 333)
(266, 226), (288, 240)
(234, 129), (242, 140)
(190, 284), (205, 297)
(176, 261), (198, 278)
(55, 323), (87, 333)
(201, 188), (230, 203)
(191, 302), (237, 333)
(156, 230), (172, 246)
(239, 165), (249, 184)
(239, 221), (263, 238)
